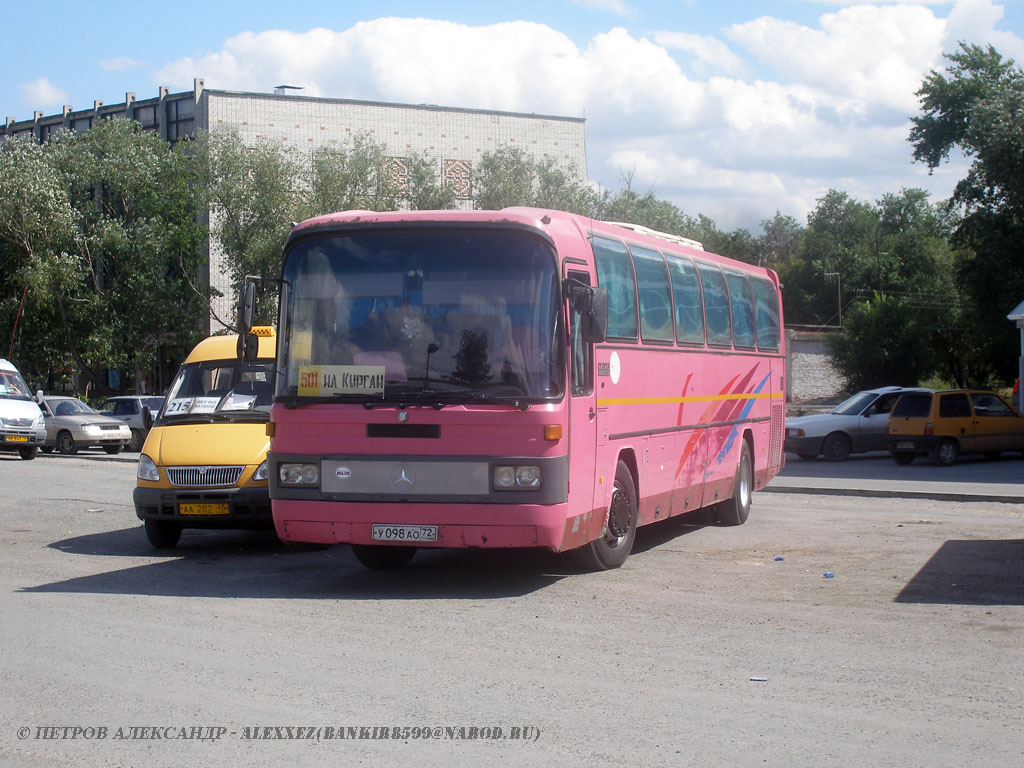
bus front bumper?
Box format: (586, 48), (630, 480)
(271, 499), (591, 552)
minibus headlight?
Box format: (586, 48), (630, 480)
(137, 454), (160, 482)
(493, 465), (541, 490)
(253, 460), (269, 482)
(279, 462), (320, 487)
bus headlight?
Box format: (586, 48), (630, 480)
(279, 462), (320, 487)
(493, 465), (541, 490)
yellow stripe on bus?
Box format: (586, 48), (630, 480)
(596, 392), (783, 407)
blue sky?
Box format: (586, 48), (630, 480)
(4, 0), (1024, 230)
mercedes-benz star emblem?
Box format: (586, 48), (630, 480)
(391, 464), (415, 488)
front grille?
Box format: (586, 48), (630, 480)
(167, 465), (244, 488)
(5, 417), (35, 428)
(367, 423), (440, 438)
(99, 424), (122, 432)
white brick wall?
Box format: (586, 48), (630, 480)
(202, 91), (587, 332)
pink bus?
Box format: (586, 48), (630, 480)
(241, 208), (785, 570)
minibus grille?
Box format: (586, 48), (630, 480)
(167, 465), (244, 487)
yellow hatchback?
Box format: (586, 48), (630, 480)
(886, 389), (1024, 465)
(133, 328), (276, 547)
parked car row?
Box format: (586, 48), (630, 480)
(786, 386), (1024, 466)
(1, 357), (165, 460)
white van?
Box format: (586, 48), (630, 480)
(0, 358), (47, 460)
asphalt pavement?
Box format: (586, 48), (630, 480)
(772, 450), (1024, 503)
(32, 447), (1024, 503)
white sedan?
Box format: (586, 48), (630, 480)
(785, 386), (930, 461)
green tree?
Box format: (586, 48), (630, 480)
(757, 211), (803, 270)
(196, 130), (301, 326)
(910, 42), (1024, 384)
(1, 121), (208, 394)
(306, 133), (402, 215)
(0, 133), (78, 377)
(473, 145), (596, 214)
(403, 152), (456, 210)
(826, 294), (930, 390)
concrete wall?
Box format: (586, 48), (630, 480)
(786, 328), (846, 403)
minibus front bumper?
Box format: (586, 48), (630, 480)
(134, 485), (273, 529)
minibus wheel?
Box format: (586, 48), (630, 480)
(569, 460), (636, 571)
(352, 545), (417, 569)
(144, 519), (182, 548)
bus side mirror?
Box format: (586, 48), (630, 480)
(583, 286), (608, 344)
(238, 282), (255, 336)
(237, 332), (260, 363)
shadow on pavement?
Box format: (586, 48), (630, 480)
(24, 526), (576, 600)
(895, 539), (1024, 606)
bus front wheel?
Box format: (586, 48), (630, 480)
(570, 460), (637, 571)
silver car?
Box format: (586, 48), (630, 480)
(97, 395), (165, 451)
(785, 386), (931, 461)
(39, 395), (132, 455)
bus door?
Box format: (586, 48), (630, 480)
(564, 267), (600, 547)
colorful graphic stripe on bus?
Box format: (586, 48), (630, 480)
(711, 370), (772, 472)
(674, 363), (766, 482)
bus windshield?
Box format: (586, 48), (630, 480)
(279, 230), (563, 406)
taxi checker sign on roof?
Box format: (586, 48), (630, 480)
(298, 365), (386, 397)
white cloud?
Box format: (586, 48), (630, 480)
(151, 4), (1022, 230)
(100, 57), (146, 72)
(18, 78), (68, 108)
(654, 31), (747, 75)
(944, 0), (1024, 61)
(568, 0), (635, 17)
(727, 4), (946, 115)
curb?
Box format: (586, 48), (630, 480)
(763, 484), (1024, 505)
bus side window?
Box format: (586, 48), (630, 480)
(629, 245), (674, 343)
(725, 272), (756, 349)
(696, 264), (732, 347)
(592, 237), (638, 340)
(666, 254), (705, 345)
(751, 278), (781, 351)
(567, 270), (593, 397)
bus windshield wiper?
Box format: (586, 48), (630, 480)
(427, 387), (531, 411)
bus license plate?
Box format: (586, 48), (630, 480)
(180, 503), (230, 516)
(372, 524), (438, 543)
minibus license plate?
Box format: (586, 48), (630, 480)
(6, 435), (28, 442)
(180, 503), (230, 516)
(896, 441), (915, 450)
(372, 524), (438, 543)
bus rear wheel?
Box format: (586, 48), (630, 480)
(716, 440), (752, 526)
(570, 460), (637, 571)
(351, 544), (417, 569)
